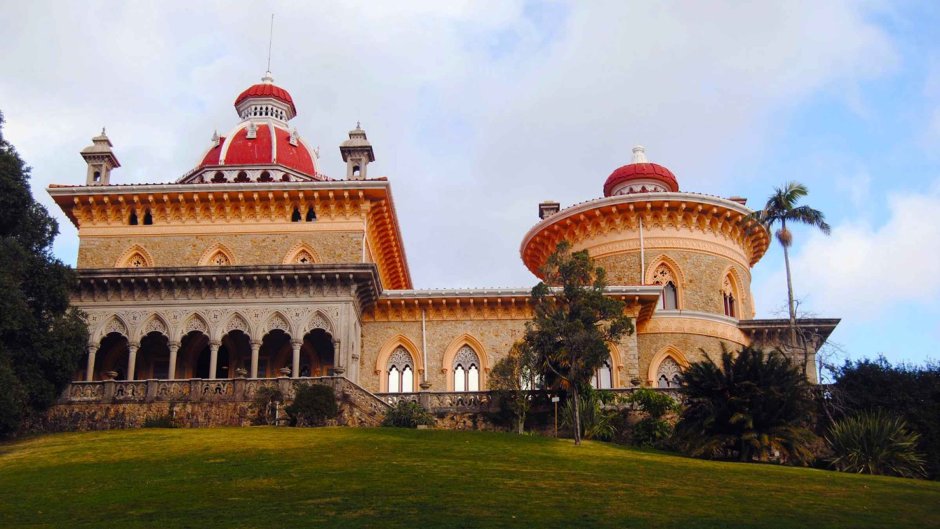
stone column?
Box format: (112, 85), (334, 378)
(168, 342), (180, 380)
(209, 341), (220, 380)
(250, 341), (261, 379)
(291, 340), (302, 379)
(127, 343), (139, 381)
(86, 344), (98, 382)
(332, 338), (345, 375)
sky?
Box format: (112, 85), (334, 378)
(1, 1), (938, 369)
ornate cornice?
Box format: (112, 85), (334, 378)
(520, 192), (770, 278)
(366, 286), (662, 323)
(73, 264), (381, 312)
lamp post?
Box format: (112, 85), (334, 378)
(551, 395), (560, 437)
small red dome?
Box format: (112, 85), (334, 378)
(603, 146), (678, 196)
(234, 83), (297, 116)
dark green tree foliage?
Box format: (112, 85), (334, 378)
(675, 346), (816, 464)
(627, 387), (680, 448)
(489, 341), (540, 434)
(833, 357), (940, 479)
(0, 112), (87, 437)
(284, 384), (338, 427)
(524, 241), (633, 445)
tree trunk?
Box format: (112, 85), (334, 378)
(781, 222), (802, 375)
(572, 387), (582, 445)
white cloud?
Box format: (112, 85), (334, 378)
(0, 0), (898, 289)
(757, 181), (940, 321)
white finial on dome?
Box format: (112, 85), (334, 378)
(261, 71), (274, 84)
(632, 145), (648, 163)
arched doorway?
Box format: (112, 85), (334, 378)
(261, 329), (293, 377)
(300, 329), (334, 377)
(218, 330), (251, 378)
(179, 330), (210, 379)
(135, 331), (170, 380)
(96, 332), (129, 380)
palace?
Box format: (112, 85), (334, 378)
(48, 72), (838, 409)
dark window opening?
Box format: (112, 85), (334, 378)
(281, 173), (291, 182)
(258, 171), (272, 182)
(129, 211), (138, 225)
(143, 209), (153, 225)
(305, 207), (316, 222)
(352, 165), (360, 177)
(663, 282), (678, 310)
(234, 171), (250, 182)
(93, 171), (101, 182)
(723, 293), (736, 318)
(211, 171), (226, 183)
(291, 207), (302, 222)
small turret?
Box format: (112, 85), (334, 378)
(339, 122), (375, 181)
(81, 128), (120, 186)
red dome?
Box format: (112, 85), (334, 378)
(234, 83), (297, 116)
(602, 147), (678, 196)
(197, 122), (316, 176)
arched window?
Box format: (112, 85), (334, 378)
(386, 347), (414, 393)
(281, 173), (291, 182)
(453, 345), (480, 392)
(211, 171), (226, 183)
(305, 207), (316, 222)
(93, 171), (101, 182)
(592, 358), (613, 389)
(294, 249), (315, 264)
(651, 263), (680, 310)
(129, 211), (138, 225)
(234, 171), (250, 182)
(291, 207), (302, 222)
(258, 171), (272, 182)
(721, 274), (738, 318)
(352, 165), (361, 178)
(142, 209), (153, 225)
(656, 357), (682, 388)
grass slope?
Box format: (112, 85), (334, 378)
(1, 428), (938, 529)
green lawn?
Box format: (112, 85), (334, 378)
(0, 428), (937, 528)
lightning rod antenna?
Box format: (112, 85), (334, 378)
(266, 14), (274, 72)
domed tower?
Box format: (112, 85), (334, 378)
(178, 71), (323, 183)
(521, 146), (773, 386)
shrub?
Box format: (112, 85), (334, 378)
(832, 357), (939, 479)
(562, 389), (616, 441)
(382, 400), (435, 428)
(284, 384), (338, 427)
(827, 410), (926, 478)
(627, 388), (680, 448)
(675, 346), (816, 464)
(251, 386), (283, 426)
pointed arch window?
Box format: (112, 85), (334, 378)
(453, 345), (480, 392)
(126, 252), (148, 268)
(305, 207), (317, 222)
(291, 207), (302, 222)
(656, 357), (682, 388)
(592, 358), (613, 389)
(386, 347), (415, 393)
(142, 209), (153, 225)
(295, 250), (315, 264)
(129, 211), (138, 225)
(652, 263), (680, 310)
(721, 275), (737, 318)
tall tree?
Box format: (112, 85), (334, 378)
(755, 182), (830, 374)
(490, 341), (540, 434)
(524, 241), (633, 445)
(0, 111), (87, 437)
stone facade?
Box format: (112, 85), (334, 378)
(78, 230), (364, 269)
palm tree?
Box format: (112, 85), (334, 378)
(755, 182), (830, 374)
